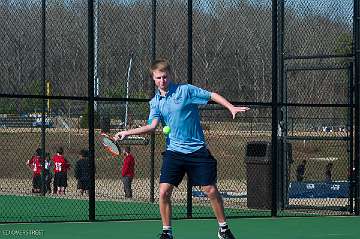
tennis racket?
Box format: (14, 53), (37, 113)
(100, 133), (149, 157)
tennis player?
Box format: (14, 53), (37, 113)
(114, 58), (249, 239)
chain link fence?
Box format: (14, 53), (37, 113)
(282, 0), (356, 214)
(0, 0), (359, 222)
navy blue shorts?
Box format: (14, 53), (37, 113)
(160, 147), (217, 187)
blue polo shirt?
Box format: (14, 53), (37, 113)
(148, 83), (211, 154)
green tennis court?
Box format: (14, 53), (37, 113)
(2, 194), (321, 223)
(0, 216), (359, 239)
(2, 194), (359, 238)
(0, 194), (272, 222)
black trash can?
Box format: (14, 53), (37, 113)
(245, 141), (272, 209)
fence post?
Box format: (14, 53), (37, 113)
(149, 0), (157, 204)
(271, 0), (280, 217)
(348, 62), (354, 214)
(186, 0), (193, 219)
(88, 0), (96, 222)
(353, 0), (360, 216)
(40, 0), (47, 197)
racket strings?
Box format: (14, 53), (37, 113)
(102, 137), (120, 155)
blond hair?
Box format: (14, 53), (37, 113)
(149, 58), (172, 78)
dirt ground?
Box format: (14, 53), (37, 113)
(0, 128), (351, 213)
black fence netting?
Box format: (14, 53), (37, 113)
(281, 0), (356, 216)
(0, 0), (359, 223)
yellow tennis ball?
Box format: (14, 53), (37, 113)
(163, 126), (171, 135)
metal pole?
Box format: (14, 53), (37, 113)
(94, 0), (99, 112)
(348, 62), (354, 213)
(186, 0), (193, 219)
(278, 0), (287, 209)
(149, 0), (157, 203)
(187, 0), (193, 85)
(271, 0), (279, 217)
(125, 54), (133, 128)
(88, 0), (96, 221)
(41, 0), (47, 196)
(353, 0), (360, 215)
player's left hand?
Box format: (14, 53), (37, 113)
(231, 106), (250, 119)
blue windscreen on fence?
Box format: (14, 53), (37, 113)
(288, 181), (349, 198)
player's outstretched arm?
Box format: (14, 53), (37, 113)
(210, 92), (250, 119)
(114, 118), (159, 141)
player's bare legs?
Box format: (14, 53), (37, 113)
(201, 185), (226, 222)
(202, 185), (236, 239)
(159, 183), (174, 238)
(159, 183), (174, 226)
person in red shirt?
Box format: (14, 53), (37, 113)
(26, 148), (43, 193)
(52, 147), (70, 195)
(121, 146), (135, 198)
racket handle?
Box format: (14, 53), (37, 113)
(116, 137), (149, 145)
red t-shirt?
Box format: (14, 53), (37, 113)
(52, 154), (70, 173)
(121, 154), (135, 177)
(28, 155), (42, 176)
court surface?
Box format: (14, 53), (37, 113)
(0, 216), (359, 239)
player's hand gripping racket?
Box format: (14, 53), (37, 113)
(100, 133), (149, 157)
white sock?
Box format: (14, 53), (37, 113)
(163, 226), (172, 235)
(219, 222), (229, 232)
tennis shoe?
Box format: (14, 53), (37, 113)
(218, 228), (235, 239)
(159, 232), (173, 239)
